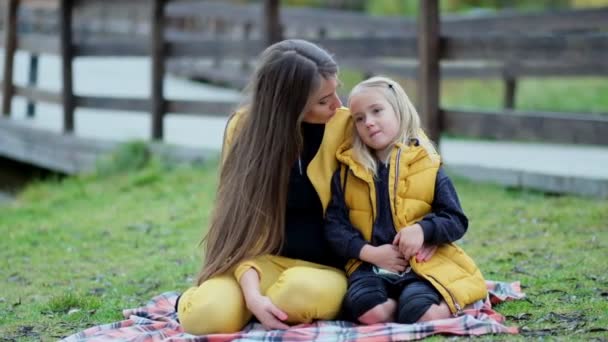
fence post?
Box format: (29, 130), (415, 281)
(503, 77), (516, 110)
(212, 18), (225, 68)
(59, 0), (75, 133)
(264, 0), (282, 46)
(241, 21), (253, 71)
(2, 0), (18, 117)
(26, 53), (39, 118)
(418, 0), (441, 146)
(151, 0), (166, 140)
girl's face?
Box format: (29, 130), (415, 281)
(350, 89), (400, 155)
(302, 76), (342, 124)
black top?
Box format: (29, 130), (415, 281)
(325, 165), (469, 261)
(281, 122), (345, 269)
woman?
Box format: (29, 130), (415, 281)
(177, 39), (352, 335)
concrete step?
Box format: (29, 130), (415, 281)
(441, 138), (608, 198)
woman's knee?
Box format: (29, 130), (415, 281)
(267, 266), (347, 323)
(177, 275), (251, 335)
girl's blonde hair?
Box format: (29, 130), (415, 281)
(347, 76), (437, 175)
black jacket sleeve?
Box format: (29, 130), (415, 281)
(324, 169), (368, 260)
(418, 168), (469, 245)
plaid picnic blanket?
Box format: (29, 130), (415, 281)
(62, 281), (524, 342)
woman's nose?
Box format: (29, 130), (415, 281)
(333, 94), (342, 109)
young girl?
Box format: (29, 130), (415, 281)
(325, 76), (487, 325)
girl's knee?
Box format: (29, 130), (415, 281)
(397, 282), (442, 324)
(358, 299), (396, 324)
(178, 276), (250, 335)
(417, 301), (451, 322)
(267, 267), (346, 322)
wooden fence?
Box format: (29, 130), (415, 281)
(1, 0), (607, 146)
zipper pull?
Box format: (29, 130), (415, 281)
(298, 157), (303, 176)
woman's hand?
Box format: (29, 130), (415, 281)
(239, 268), (289, 330)
(360, 244), (408, 273)
(393, 224), (424, 261)
(245, 293), (290, 330)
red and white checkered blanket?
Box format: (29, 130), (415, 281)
(62, 281), (524, 341)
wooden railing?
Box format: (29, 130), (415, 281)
(1, 0), (607, 146)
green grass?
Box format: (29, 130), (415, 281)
(1, 149), (607, 340)
(339, 70), (608, 115)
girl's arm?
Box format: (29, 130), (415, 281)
(417, 168), (469, 245)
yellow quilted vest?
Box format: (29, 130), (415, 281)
(222, 107), (353, 213)
(336, 140), (488, 314)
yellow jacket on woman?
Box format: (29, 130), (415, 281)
(335, 139), (488, 314)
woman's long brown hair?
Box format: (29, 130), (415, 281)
(196, 40), (338, 284)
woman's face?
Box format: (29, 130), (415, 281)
(302, 76), (342, 124)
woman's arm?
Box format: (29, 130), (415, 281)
(325, 169), (407, 272)
(239, 268), (289, 330)
(324, 170), (368, 259)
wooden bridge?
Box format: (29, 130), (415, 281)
(1, 0), (607, 197)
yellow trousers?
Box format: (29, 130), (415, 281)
(178, 255), (347, 335)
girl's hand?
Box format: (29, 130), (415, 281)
(393, 224), (424, 261)
(245, 294), (289, 330)
(361, 244), (408, 273)
(416, 244), (437, 263)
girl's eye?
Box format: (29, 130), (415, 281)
(373, 108), (381, 114)
(319, 101), (327, 105)
(354, 116), (364, 123)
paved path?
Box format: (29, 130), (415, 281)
(1, 52), (607, 198)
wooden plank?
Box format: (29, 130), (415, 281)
(441, 7), (608, 34)
(17, 34), (60, 54)
(341, 59), (608, 79)
(150, 0), (166, 140)
(167, 37), (418, 58)
(166, 2), (608, 35)
(503, 77), (516, 110)
(0, 115), (116, 174)
(443, 109), (608, 146)
(166, 1), (412, 33)
(26, 53), (39, 117)
(263, 0), (281, 45)
(2, 0), (18, 117)
(166, 99), (240, 116)
(13, 85), (62, 104)
(0, 116), (213, 175)
(75, 96), (149, 112)
(75, 96), (241, 115)
(166, 39), (263, 58)
(443, 33), (608, 63)
(73, 40), (148, 57)
(418, 0), (441, 145)
(59, 0), (74, 133)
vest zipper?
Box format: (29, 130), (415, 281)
(393, 148), (402, 215)
(425, 274), (463, 315)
